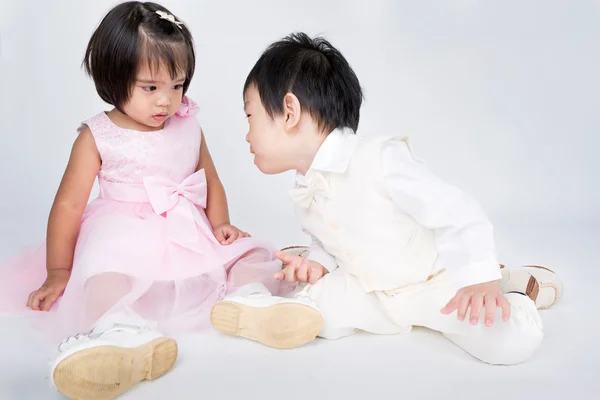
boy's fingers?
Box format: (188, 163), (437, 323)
(284, 265), (297, 282)
(274, 251), (291, 264)
(457, 296), (471, 321)
(497, 294), (511, 322)
(483, 294), (496, 326)
(440, 296), (458, 315)
(296, 264), (308, 282)
(308, 268), (322, 284)
(469, 294), (484, 325)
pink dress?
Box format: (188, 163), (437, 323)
(0, 97), (284, 339)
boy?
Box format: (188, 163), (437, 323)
(210, 33), (563, 364)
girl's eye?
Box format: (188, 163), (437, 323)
(246, 114), (251, 119)
(142, 86), (157, 92)
(173, 84), (184, 90)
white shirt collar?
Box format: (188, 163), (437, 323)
(295, 127), (358, 184)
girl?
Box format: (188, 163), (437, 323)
(0, 2), (285, 398)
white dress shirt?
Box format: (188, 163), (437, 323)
(295, 129), (502, 289)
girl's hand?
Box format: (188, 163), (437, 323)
(214, 223), (250, 245)
(26, 270), (71, 311)
(440, 279), (511, 326)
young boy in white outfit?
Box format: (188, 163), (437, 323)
(210, 32), (564, 365)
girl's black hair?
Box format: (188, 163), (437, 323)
(83, 1), (195, 112)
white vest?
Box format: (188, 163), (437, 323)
(294, 135), (439, 292)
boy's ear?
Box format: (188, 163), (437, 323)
(283, 92), (301, 130)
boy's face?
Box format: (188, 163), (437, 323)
(244, 85), (295, 174)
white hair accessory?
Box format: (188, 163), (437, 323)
(155, 10), (184, 29)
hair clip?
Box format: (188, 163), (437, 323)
(155, 10), (184, 29)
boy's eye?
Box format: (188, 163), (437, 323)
(142, 86), (157, 92)
(246, 114), (251, 118)
(173, 84), (184, 90)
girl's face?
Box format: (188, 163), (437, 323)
(121, 63), (186, 131)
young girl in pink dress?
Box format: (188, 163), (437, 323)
(0, 2), (284, 398)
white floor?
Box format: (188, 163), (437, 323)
(1, 222), (598, 400)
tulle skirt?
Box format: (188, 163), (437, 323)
(0, 198), (287, 340)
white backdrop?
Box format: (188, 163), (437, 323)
(1, 2), (599, 399)
(0, 0), (598, 257)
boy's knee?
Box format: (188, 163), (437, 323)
(477, 326), (544, 365)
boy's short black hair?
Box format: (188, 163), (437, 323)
(83, 1), (195, 112)
(244, 32), (363, 133)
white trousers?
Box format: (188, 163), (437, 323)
(294, 268), (544, 365)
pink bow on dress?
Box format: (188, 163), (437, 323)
(143, 170), (208, 253)
(176, 96), (200, 117)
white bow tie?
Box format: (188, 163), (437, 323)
(289, 171), (331, 208)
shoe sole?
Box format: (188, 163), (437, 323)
(211, 301), (323, 349)
(53, 337), (177, 400)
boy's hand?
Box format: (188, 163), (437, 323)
(214, 223), (250, 245)
(440, 280), (511, 326)
(27, 269), (71, 311)
(274, 251), (327, 284)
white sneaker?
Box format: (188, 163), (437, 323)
(210, 283), (323, 349)
(500, 264), (564, 309)
(51, 324), (177, 399)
